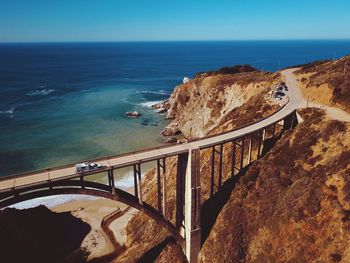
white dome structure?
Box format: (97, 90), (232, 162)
(183, 77), (190, 84)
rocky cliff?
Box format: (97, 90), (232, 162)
(116, 58), (350, 263)
(164, 66), (282, 139)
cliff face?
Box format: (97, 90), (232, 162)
(165, 68), (282, 139)
(295, 55), (350, 112)
(200, 108), (350, 262)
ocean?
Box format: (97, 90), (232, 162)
(1, 40), (350, 177)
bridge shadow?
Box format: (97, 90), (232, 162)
(200, 166), (247, 245)
(200, 130), (285, 245)
(135, 236), (184, 263)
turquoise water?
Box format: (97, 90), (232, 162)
(1, 41), (350, 176)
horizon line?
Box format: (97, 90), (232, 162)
(1, 38), (350, 44)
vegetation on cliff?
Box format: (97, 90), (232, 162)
(295, 55), (350, 112)
(200, 108), (350, 262)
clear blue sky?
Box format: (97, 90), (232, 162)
(0, 0), (349, 42)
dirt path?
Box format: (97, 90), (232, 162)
(281, 68), (350, 122)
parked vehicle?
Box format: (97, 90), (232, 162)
(76, 162), (103, 173)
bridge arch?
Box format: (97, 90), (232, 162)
(0, 179), (185, 244)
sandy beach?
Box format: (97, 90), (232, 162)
(51, 194), (137, 261)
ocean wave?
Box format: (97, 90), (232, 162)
(9, 194), (99, 209)
(0, 107), (15, 118)
(26, 89), (55, 96)
(118, 174), (136, 189)
(139, 90), (170, 96)
(122, 97), (135, 105)
(139, 100), (163, 108)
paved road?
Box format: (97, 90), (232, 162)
(282, 68), (350, 122)
(2, 68), (347, 191)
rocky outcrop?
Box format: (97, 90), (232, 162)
(152, 100), (170, 110)
(152, 100), (170, 115)
(161, 122), (181, 136)
(125, 111), (142, 117)
(165, 68), (282, 139)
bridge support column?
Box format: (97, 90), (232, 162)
(257, 129), (262, 159)
(248, 135), (252, 164)
(133, 163), (143, 205)
(218, 144), (223, 190)
(108, 170), (116, 195)
(210, 146), (215, 197)
(176, 153), (188, 228)
(184, 148), (201, 263)
(283, 110), (298, 131)
(272, 123), (276, 138)
(231, 140), (236, 177)
(157, 158), (166, 215)
(262, 128), (266, 142)
(240, 138), (245, 170)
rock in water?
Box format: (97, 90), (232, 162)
(125, 111), (142, 117)
(157, 108), (167, 114)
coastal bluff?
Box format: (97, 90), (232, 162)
(116, 59), (350, 262)
(2, 57), (350, 263)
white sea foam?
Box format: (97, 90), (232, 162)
(0, 107), (15, 118)
(0, 107), (14, 114)
(139, 100), (163, 108)
(140, 90), (170, 96)
(8, 195), (99, 209)
(122, 97), (135, 105)
(117, 174), (135, 189)
(26, 89), (55, 96)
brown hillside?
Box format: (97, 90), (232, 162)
(200, 108), (350, 262)
(106, 61), (349, 262)
(295, 55), (350, 112)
